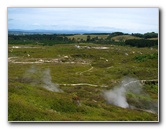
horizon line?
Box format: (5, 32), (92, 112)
(8, 29), (158, 34)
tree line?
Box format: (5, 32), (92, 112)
(8, 34), (75, 45)
(8, 32), (158, 47)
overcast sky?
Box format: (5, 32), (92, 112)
(8, 8), (159, 33)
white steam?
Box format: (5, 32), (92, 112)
(104, 86), (129, 108)
(103, 77), (142, 108)
(42, 68), (63, 92)
(103, 77), (158, 114)
(24, 66), (63, 92)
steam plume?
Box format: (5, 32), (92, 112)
(24, 66), (63, 92)
(103, 77), (142, 108)
(103, 77), (158, 114)
(42, 68), (63, 92)
(104, 86), (129, 108)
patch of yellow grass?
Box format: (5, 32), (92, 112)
(111, 35), (142, 42)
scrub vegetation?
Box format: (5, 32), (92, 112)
(8, 32), (158, 121)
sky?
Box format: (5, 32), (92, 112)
(8, 8), (159, 33)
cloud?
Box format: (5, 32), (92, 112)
(8, 8), (159, 33)
(32, 23), (40, 26)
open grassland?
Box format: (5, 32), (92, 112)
(8, 43), (158, 121)
(111, 35), (142, 42)
(66, 34), (158, 42)
(110, 35), (158, 42)
(147, 38), (158, 40)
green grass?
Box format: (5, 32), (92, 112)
(8, 43), (158, 121)
(134, 53), (158, 62)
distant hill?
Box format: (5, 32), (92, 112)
(8, 29), (113, 35)
(147, 38), (158, 40)
(111, 35), (142, 42)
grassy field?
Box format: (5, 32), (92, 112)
(111, 35), (142, 42)
(8, 43), (158, 121)
(66, 34), (158, 42)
